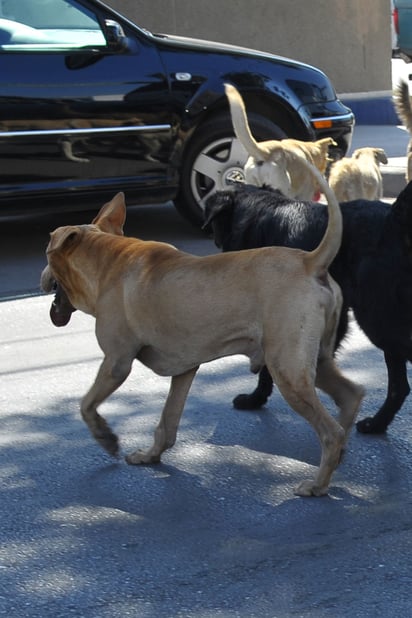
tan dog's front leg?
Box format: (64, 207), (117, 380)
(126, 367), (198, 465)
(81, 355), (133, 457)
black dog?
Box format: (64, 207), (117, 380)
(203, 182), (412, 434)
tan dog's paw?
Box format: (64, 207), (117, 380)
(125, 450), (161, 465)
(294, 480), (329, 497)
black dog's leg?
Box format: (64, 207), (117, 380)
(356, 351), (410, 433)
(233, 365), (273, 409)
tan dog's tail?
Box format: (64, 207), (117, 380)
(298, 158), (342, 273)
(393, 79), (412, 133)
(224, 83), (271, 161)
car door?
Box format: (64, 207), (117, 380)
(0, 0), (177, 210)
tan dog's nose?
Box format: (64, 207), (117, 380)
(40, 265), (55, 293)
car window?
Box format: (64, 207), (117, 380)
(0, 0), (105, 51)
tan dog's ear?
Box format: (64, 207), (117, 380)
(374, 148), (388, 165)
(317, 137), (337, 148)
(92, 192), (126, 235)
(269, 146), (288, 167)
(47, 226), (82, 254)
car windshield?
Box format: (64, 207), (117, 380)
(0, 0), (105, 50)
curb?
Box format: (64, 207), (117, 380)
(382, 163), (407, 197)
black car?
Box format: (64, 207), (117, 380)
(0, 0), (354, 226)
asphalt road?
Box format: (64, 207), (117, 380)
(2, 198), (412, 617)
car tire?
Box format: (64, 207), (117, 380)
(174, 113), (287, 227)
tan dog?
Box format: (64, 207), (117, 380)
(225, 83), (337, 200)
(41, 160), (363, 497)
(393, 79), (412, 182)
(328, 147), (388, 201)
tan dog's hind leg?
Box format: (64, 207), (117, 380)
(273, 374), (346, 497)
(126, 367), (198, 465)
(80, 355), (134, 456)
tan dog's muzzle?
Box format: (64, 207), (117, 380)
(40, 265), (76, 327)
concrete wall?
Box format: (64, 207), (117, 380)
(105, 0), (392, 95)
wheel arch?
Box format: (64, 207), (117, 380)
(181, 88), (312, 157)
(232, 89), (312, 140)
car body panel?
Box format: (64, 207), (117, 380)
(0, 24), (179, 211)
(394, 0), (412, 59)
(0, 0), (354, 217)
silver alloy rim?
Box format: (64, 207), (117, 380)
(190, 136), (248, 211)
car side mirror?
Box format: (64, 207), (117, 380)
(104, 19), (128, 51)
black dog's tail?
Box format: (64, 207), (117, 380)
(393, 79), (412, 133)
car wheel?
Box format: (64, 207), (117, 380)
(174, 113), (287, 227)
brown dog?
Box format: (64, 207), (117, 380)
(225, 83), (337, 200)
(41, 160), (363, 497)
(328, 147), (388, 201)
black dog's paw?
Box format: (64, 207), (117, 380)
(95, 429), (120, 457)
(356, 416), (388, 434)
(233, 393), (267, 410)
